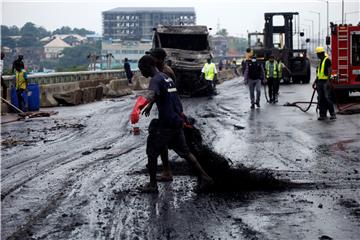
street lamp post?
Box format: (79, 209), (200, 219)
(309, 11), (321, 47)
(304, 19), (315, 52)
(317, 0), (329, 51)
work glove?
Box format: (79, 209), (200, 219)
(130, 96), (149, 124)
(180, 112), (192, 129)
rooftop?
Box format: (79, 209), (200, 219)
(104, 7), (195, 13)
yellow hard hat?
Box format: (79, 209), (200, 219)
(315, 46), (325, 53)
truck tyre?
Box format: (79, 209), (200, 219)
(302, 59), (311, 84)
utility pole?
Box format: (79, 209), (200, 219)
(317, 0), (330, 51)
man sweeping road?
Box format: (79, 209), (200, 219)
(130, 55), (213, 193)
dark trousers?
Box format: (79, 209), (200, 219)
(267, 77), (279, 101)
(316, 80), (335, 117)
(16, 89), (25, 111)
(206, 80), (214, 96)
(1, 76), (7, 99)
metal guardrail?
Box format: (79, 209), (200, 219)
(2, 69), (139, 86)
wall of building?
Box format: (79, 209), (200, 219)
(102, 8), (196, 41)
(101, 40), (152, 68)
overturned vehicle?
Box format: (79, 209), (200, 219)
(152, 25), (213, 97)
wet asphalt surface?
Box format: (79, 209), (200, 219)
(1, 70), (360, 240)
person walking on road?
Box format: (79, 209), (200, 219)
(124, 58), (133, 84)
(14, 65), (28, 111)
(200, 58), (218, 98)
(145, 47), (176, 182)
(244, 55), (265, 109)
(265, 55), (279, 103)
(130, 55), (213, 193)
(313, 46), (336, 121)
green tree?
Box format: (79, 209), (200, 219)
(53, 26), (72, 35)
(57, 41), (101, 70)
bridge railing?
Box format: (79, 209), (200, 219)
(2, 70), (136, 86)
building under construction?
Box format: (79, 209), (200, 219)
(102, 7), (196, 41)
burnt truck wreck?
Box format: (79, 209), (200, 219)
(152, 25), (213, 97)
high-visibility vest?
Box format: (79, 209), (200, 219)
(203, 63), (216, 81)
(265, 60), (278, 78)
(317, 56), (329, 80)
(15, 70), (27, 90)
(278, 62), (283, 78)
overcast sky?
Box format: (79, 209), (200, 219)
(1, 0), (359, 38)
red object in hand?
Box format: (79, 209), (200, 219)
(180, 112), (192, 129)
(130, 96), (149, 124)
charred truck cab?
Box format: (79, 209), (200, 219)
(152, 25), (213, 97)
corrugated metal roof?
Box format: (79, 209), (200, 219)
(104, 7), (195, 13)
(44, 37), (71, 48)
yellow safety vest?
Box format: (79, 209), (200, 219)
(15, 70), (27, 90)
(317, 56), (329, 80)
(278, 62), (283, 78)
(203, 63), (216, 81)
(265, 60), (278, 78)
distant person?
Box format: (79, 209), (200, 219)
(313, 46), (336, 121)
(265, 55), (279, 103)
(200, 58), (218, 98)
(1, 52), (7, 99)
(12, 55), (25, 74)
(244, 55), (265, 109)
(14, 65), (28, 111)
(231, 60), (239, 76)
(218, 59), (224, 71)
(124, 58), (133, 84)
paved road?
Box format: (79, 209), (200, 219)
(1, 74), (360, 240)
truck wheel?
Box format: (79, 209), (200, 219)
(302, 59), (311, 84)
(292, 77), (301, 84)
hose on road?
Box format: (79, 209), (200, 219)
(283, 88), (318, 113)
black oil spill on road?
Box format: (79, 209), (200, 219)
(186, 125), (299, 192)
(134, 124), (303, 193)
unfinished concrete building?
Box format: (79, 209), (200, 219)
(102, 7), (196, 41)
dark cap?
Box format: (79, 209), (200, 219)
(145, 48), (167, 60)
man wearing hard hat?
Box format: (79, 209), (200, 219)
(313, 46), (336, 121)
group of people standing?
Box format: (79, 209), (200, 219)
(242, 49), (284, 108)
(242, 47), (335, 121)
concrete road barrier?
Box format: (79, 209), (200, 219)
(41, 82), (80, 107)
(53, 89), (83, 106)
